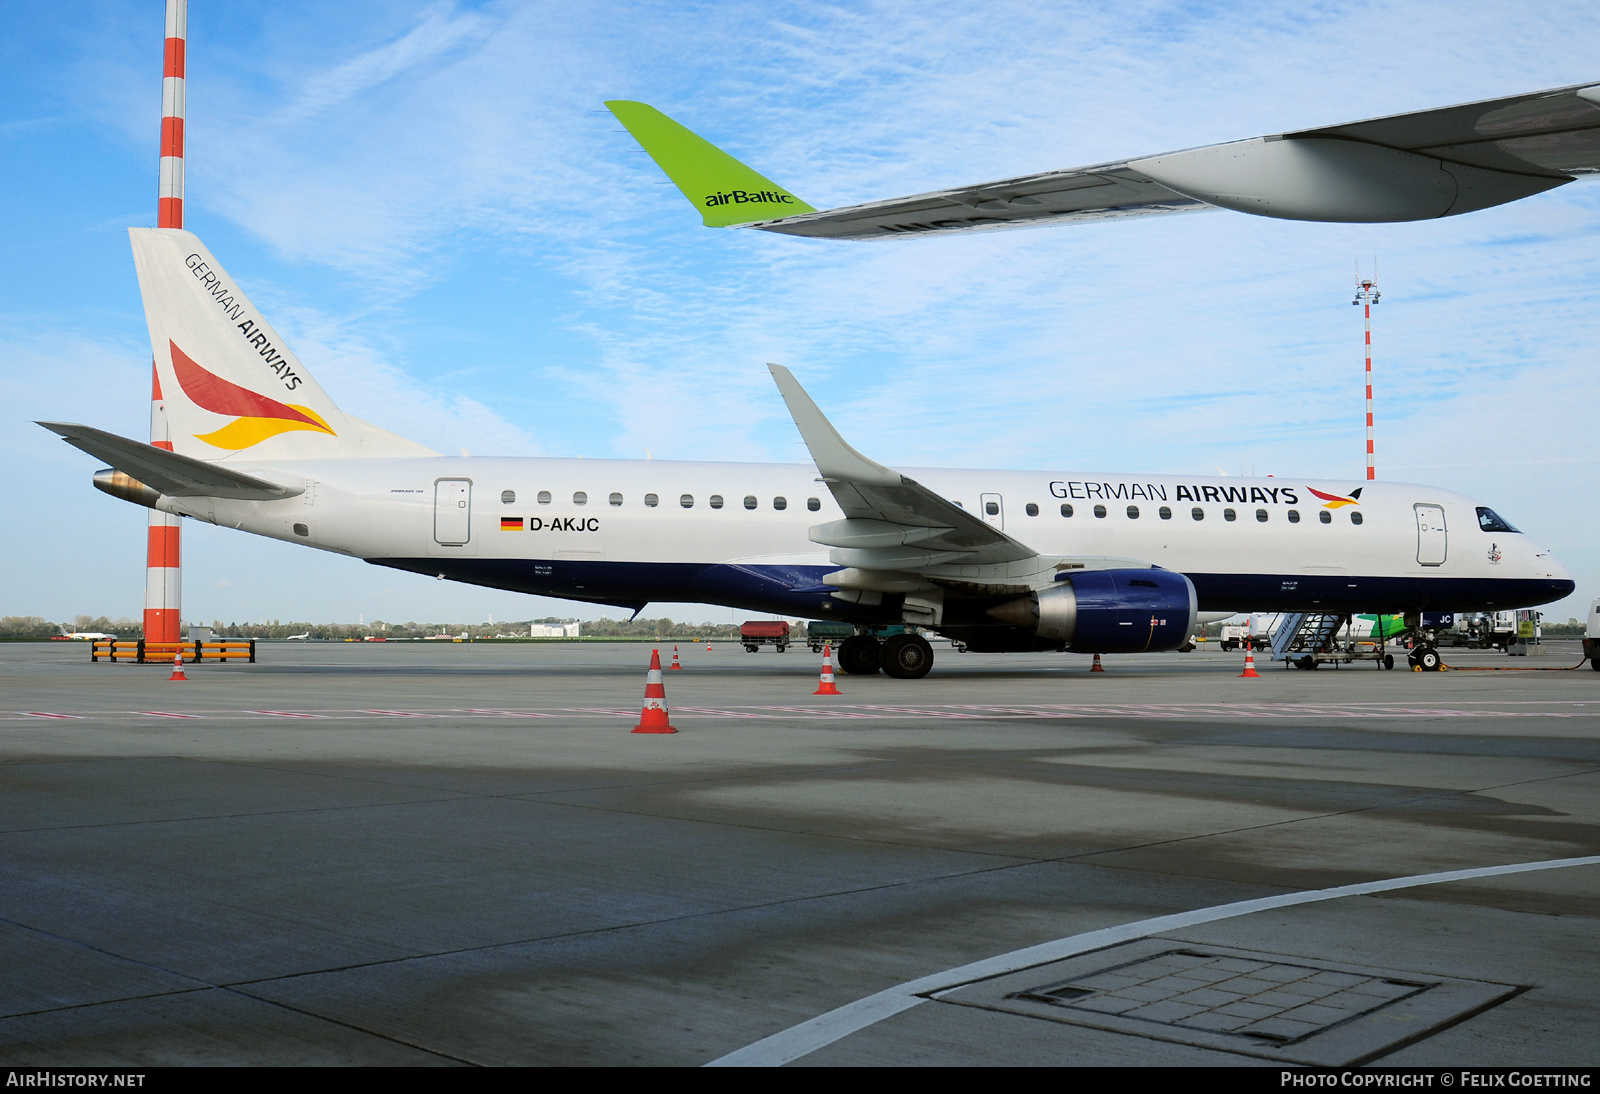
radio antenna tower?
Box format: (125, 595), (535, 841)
(1352, 259), (1380, 481)
(146, 0), (187, 649)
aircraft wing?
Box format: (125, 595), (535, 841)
(767, 365), (1035, 569)
(38, 421), (302, 501)
(610, 83), (1600, 240)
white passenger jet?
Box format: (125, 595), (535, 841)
(39, 230), (1573, 679)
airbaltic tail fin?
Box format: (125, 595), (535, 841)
(605, 101), (815, 227)
(129, 228), (436, 461)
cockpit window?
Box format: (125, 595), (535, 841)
(1476, 507), (1519, 533)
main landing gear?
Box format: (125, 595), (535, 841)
(1408, 646), (1442, 671)
(837, 633), (935, 679)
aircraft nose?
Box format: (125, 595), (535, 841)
(1533, 545), (1575, 599)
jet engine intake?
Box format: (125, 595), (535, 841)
(986, 568), (1197, 653)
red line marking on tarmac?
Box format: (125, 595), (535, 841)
(462, 709), (555, 718)
(139, 711), (199, 719)
(250, 710), (325, 719)
(854, 706), (984, 718)
(358, 710), (433, 718)
(757, 706), (880, 719)
(21, 712), (79, 719)
(562, 708), (638, 717)
(675, 707), (776, 718)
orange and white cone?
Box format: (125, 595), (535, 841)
(632, 648), (677, 734)
(705, 639), (713, 652)
(669, 645), (682, 670)
(1239, 640), (1261, 678)
(1090, 652), (1105, 673)
(168, 647), (188, 682)
(813, 643), (842, 695)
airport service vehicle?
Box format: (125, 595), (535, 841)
(41, 230), (1575, 680)
(1585, 599), (1600, 670)
(607, 82), (1600, 241)
(740, 621), (790, 653)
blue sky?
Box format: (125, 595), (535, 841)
(4, 0), (1599, 625)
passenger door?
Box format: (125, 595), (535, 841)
(1415, 503), (1447, 566)
(434, 479), (473, 546)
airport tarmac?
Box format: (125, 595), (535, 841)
(1, 638), (1597, 1066)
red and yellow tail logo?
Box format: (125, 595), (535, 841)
(1306, 486), (1363, 509)
(168, 341), (336, 449)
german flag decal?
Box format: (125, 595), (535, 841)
(500, 517), (524, 531)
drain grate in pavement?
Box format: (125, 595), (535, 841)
(936, 940), (1520, 1065)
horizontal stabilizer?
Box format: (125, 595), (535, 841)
(606, 101), (815, 226)
(37, 421), (301, 500)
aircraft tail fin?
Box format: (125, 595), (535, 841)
(605, 101), (815, 226)
(129, 228), (436, 461)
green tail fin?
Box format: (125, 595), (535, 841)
(606, 101), (815, 227)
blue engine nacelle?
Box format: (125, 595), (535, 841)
(1031, 568), (1198, 653)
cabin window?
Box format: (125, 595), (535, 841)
(710, 495), (724, 509)
(1026, 503), (1039, 516)
(1255, 508), (1268, 522)
(537, 491), (552, 505)
(680, 494), (694, 508)
(500, 490), (516, 504)
(985, 501), (1000, 516)
(644, 493), (659, 508)
(1223, 508), (1237, 522)
(609, 493), (623, 506)
(1060, 504), (1073, 517)
(1319, 510), (1332, 524)
(1093, 504), (1107, 518)
(1477, 507), (1518, 533)
(1191, 507), (1204, 521)
(773, 497), (788, 510)
(1159, 506), (1172, 520)
(1350, 511), (1364, 525)
(744, 495), (757, 510)
(1288, 509), (1300, 523)
(1127, 505), (1140, 519)
(573, 491), (587, 506)
(808, 497), (821, 511)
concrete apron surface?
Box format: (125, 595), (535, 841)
(0, 640), (1596, 1066)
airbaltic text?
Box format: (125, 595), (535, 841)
(703, 190), (798, 208)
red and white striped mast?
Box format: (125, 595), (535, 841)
(145, 0), (186, 649)
(1353, 263), (1380, 481)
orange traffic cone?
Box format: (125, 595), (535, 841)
(705, 639), (713, 652)
(168, 647), (188, 682)
(633, 649), (678, 734)
(1239, 640), (1261, 678)
(1090, 653), (1105, 673)
(813, 643), (842, 695)
(669, 645), (682, 670)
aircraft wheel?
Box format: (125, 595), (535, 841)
(1383, 654), (1395, 670)
(881, 634), (934, 679)
(1417, 647), (1442, 672)
(1590, 658), (1600, 672)
(838, 635), (882, 676)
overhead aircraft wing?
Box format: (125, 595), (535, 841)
(609, 83), (1600, 240)
(38, 421), (301, 500)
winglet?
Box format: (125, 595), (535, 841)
(606, 101), (815, 226)
(766, 365), (898, 485)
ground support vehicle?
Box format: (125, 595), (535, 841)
(740, 620), (790, 653)
(1585, 598), (1600, 670)
(1270, 613), (1401, 671)
(804, 620), (855, 653)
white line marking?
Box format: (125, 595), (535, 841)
(705, 854), (1600, 1067)
(358, 710), (432, 718)
(138, 711), (199, 719)
(462, 709), (555, 718)
(250, 710), (325, 719)
(20, 712), (79, 719)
